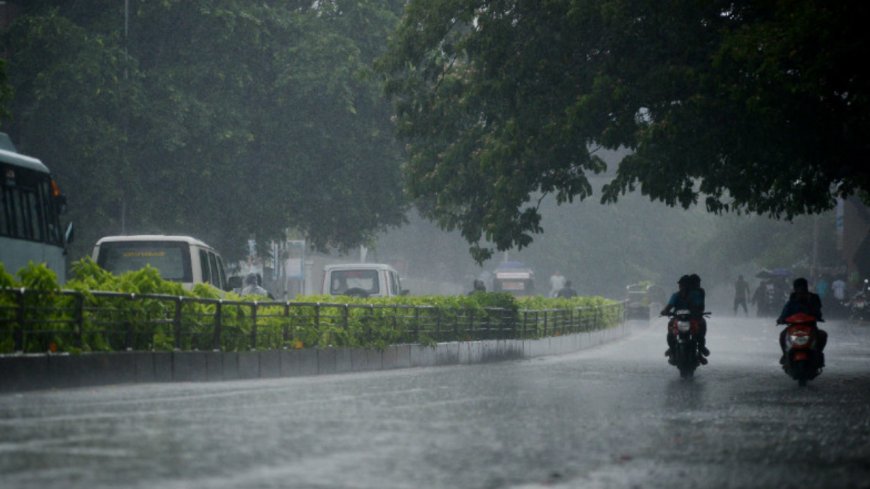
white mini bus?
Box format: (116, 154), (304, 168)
(92, 235), (229, 291)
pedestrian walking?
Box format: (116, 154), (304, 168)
(549, 270), (566, 298)
(752, 281), (769, 317)
(734, 274), (751, 316)
(815, 275), (830, 301)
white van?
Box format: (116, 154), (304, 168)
(321, 263), (407, 298)
(92, 235), (229, 291)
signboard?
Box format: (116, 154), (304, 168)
(496, 272), (532, 280)
(500, 281), (526, 291)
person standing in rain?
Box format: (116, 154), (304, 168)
(752, 281), (768, 316)
(556, 280), (577, 298)
(469, 279), (487, 295)
(733, 274), (751, 316)
(832, 276), (847, 303)
(815, 274), (830, 306)
(549, 270), (566, 297)
(831, 275), (847, 316)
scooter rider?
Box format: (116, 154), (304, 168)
(777, 277), (827, 367)
(661, 274), (709, 364)
(240, 273), (273, 299)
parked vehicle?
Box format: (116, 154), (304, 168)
(847, 278), (869, 322)
(665, 309), (710, 378)
(0, 133), (74, 282)
(491, 261), (535, 296)
(781, 312), (823, 387)
(321, 263), (407, 298)
(92, 235), (230, 291)
(625, 283), (651, 319)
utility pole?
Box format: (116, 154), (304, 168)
(811, 214), (819, 280)
(120, 0), (130, 233)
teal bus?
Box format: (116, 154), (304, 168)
(0, 133), (73, 282)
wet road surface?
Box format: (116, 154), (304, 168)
(1, 317), (869, 489)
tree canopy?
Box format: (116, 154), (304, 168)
(1, 0), (407, 260)
(378, 0), (870, 262)
(0, 60), (11, 122)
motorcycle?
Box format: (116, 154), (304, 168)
(780, 312), (823, 386)
(664, 309), (710, 378)
(848, 278), (869, 322)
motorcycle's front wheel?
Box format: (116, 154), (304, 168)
(676, 343), (697, 378)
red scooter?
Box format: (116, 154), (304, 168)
(781, 312), (823, 386)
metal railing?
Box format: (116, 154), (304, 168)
(0, 288), (625, 354)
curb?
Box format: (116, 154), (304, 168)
(0, 321), (639, 393)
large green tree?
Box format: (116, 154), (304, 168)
(378, 0), (870, 262)
(0, 59), (11, 122)
(2, 0), (407, 261)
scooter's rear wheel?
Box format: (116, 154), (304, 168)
(794, 361), (809, 387)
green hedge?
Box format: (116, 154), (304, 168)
(0, 260), (623, 354)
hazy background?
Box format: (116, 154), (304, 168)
(364, 149), (839, 310)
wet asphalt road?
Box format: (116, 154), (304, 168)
(1, 316), (869, 489)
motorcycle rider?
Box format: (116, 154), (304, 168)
(689, 274), (709, 356)
(556, 280), (578, 298)
(468, 279), (487, 295)
(661, 274), (709, 365)
(777, 277), (827, 367)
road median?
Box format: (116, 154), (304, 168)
(0, 319), (641, 392)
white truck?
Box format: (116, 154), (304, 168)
(491, 261), (536, 296)
(320, 263), (407, 298)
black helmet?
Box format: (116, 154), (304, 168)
(689, 274), (701, 289)
(678, 275), (691, 286)
(793, 277), (809, 291)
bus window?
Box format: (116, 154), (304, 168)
(10, 187), (25, 238)
(1, 166), (59, 243)
(215, 256), (227, 290)
(199, 249), (212, 285)
(207, 252), (220, 288)
(25, 191), (42, 241)
(0, 185), (8, 236)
